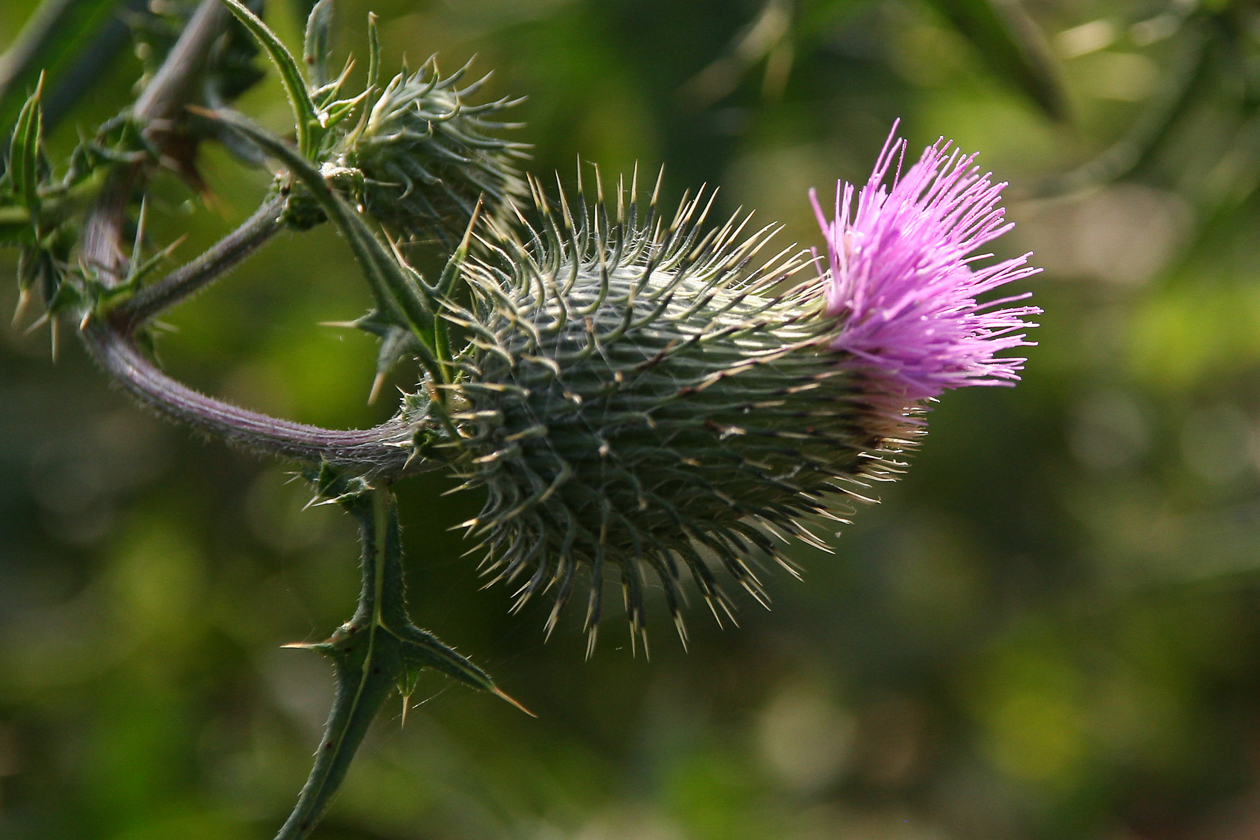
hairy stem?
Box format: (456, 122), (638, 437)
(114, 192), (285, 327)
(75, 0), (429, 476)
(82, 320), (424, 472)
(133, 0), (230, 126)
(276, 487), (402, 840)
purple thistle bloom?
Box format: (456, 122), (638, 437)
(811, 128), (1041, 408)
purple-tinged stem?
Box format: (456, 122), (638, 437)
(82, 321), (422, 473)
(76, 0), (427, 477)
(115, 192), (286, 327)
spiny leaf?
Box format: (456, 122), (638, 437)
(393, 624), (494, 695)
(379, 328), (418, 400)
(302, 0), (334, 90)
(217, 0), (322, 158)
(275, 621), (398, 840)
(9, 74), (45, 216)
(275, 486), (529, 837)
(365, 13), (381, 107)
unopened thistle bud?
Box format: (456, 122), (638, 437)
(339, 59), (528, 246)
(436, 131), (1038, 654)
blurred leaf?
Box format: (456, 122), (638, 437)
(0, 0), (128, 138)
(1030, 20), (1212, 197)
(8, 76), (45, 216)
(303, 0), (334, 90)
(922, 0), (1068, 121)
(798, 0), (879, 36)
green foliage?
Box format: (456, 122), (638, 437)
(274, 481), (523, 840)
(2, 79), (78, 332)
(218, 0), (323, 159)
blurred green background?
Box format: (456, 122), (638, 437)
(5, 0), (1260, 837)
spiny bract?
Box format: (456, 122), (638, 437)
(338, 57), (528, 247)
(434, 170), (916, 656)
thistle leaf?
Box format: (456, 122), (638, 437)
(217, 0), (322, 158)
(275, 622), (397, 840)
(276, 486), (527, 838)
(302, 0), (334, 90)
(9, 75), (45, 216)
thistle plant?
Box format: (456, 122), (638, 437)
(1, 1), (1039, 836)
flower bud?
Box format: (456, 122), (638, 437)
(338, 59), (527, 246)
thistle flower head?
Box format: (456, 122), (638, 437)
(435, 170), (908, 654)
(433, 131), (1039, 654)
(811, 129), (1040, 409)
(339, 58), (528, 245)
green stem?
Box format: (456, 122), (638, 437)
(274, 488), (402, 840)
(113, 192), (285, 326)
(273, 486), (528, 839)
(74, 0), (430, 478)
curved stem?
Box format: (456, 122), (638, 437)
(82, 319), (425, 474)
(74, 0), (430, 478)
(115, 192), (286, 327)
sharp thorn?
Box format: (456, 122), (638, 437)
(12, 287), (31, 327)
(368, 371), (387, 405)
(491, 686), (537, 717)
(23, 311), (49, 335)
